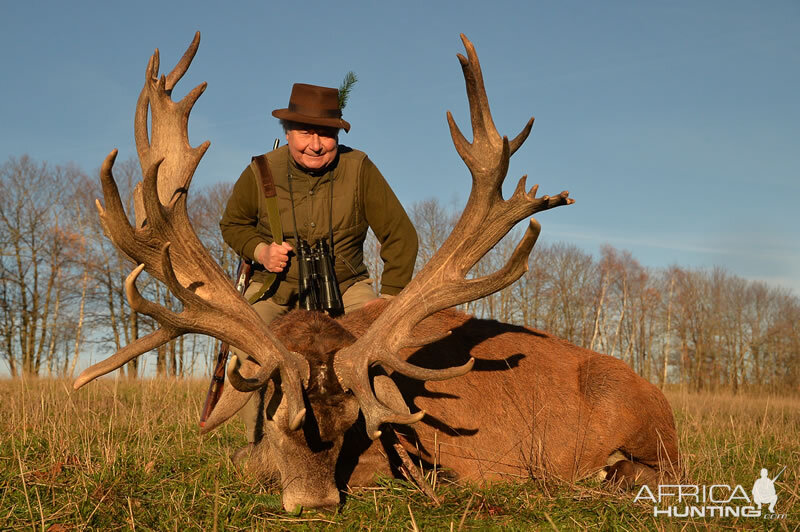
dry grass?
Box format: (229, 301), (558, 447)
(1, 377), (797, 530)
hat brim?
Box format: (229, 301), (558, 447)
(272, 109), (351, 133)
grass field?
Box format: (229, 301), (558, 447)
(1, 377), (797, 530)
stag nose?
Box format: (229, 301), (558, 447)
(282, 486), (340, 513)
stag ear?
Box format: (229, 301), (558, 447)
(373, 375), (411, 415)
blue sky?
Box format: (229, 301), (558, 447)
(2, 0), (798, 294)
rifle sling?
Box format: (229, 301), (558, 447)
(247, 155), (283, 304)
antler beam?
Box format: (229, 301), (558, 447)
(74, 33), (309, 432)
(334, 34), (574, 439)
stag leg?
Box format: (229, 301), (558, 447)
(604, 459), (660, 489)
(610, 404), (681, 487)
(614, 433), (680, 487)
(341, 278), (380, 313)
(601, 426), (681, 489)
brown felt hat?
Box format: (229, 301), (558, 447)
(272, 83), (351, 132)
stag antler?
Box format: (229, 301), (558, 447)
(333, 34), (574, 439)
(74, 33), (309, 432)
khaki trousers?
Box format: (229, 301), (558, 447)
(236, 278), (378, 443)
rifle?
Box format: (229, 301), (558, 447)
(199, 138), (279, 426)
(199, 258), (253, 426)
(772, 466), (787, 483)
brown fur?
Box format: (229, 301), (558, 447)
(245, 302), (679, 509)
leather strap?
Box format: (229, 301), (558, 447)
(250, 155), (284, 245)
(247, 154), (284, 304)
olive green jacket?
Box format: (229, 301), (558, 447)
(219, 145), (418, 305)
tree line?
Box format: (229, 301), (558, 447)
(2, 156), (798, 393)
(389, 199), (799, 394)
(0, 155), (237, 380)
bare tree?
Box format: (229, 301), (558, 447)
(71, 157), (150, 377)
(0, 156), (79, 375)
(657, 266), (678, 388)
(542, 243), (595, 345)
(410, 198), (457, 275)
(189, 182), (237, 277)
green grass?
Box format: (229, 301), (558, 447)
(1, 377), (797, 530)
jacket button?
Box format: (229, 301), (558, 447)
(310, 222), (316, 228)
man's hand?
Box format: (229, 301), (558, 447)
(255, 242), (293, 273)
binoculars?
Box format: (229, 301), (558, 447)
(297, 238), (343, 315)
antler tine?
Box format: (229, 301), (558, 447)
(226, 355), (269, 392)
(95, 149), (136, 254)
(73, 328), (174, 390)
(75, 34), (310, 433)
(164, 31), (200, 91)
(134, 34), (208, 208)
(334, 34), (575, 439)
(509, 117), (535, 157)
(455, 34), (498, 154)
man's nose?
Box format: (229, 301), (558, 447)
(309, 133), (322, 152)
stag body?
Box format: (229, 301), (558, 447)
(237, 303), (678, 509)
(345, 304), (678, 485)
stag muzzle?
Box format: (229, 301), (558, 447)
(281, 478), (340, 512)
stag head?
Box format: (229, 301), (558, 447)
(75, 33), (573, 511)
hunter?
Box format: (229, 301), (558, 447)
(219, 82), (418, 448)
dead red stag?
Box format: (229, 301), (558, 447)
(74, 32), (679, 512)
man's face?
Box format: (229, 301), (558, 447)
(286, 125), (339, 171)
